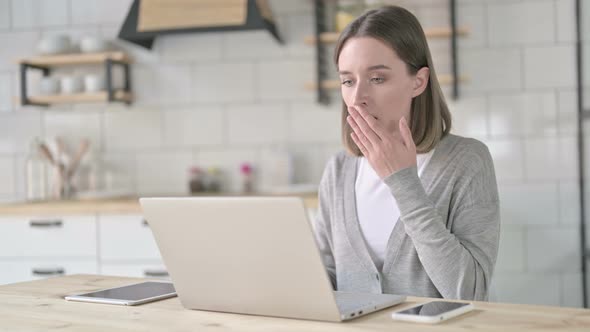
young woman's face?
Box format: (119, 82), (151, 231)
(338, 37), (425, 133)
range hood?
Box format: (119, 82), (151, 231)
(118, 0), (282, 49)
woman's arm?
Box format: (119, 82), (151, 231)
(384, 151), (500, 301)
(311, 164), (338, 290)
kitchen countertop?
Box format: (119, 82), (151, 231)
(0, 274), (588, 331)
(0, 192), (319, 216)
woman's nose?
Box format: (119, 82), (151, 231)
(352, 82), (369, 106)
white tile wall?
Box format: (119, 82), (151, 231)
(159, 33), (224, 63)
(0, 111), (42, 154)
(557, 90), (578, 135)
(457, 3), (487, 49)
(558, 180), (581, 225)
(495, 227), (526, 272)
(524, 45), (576, 89)
(103, 108), (162, 151)
(224, 30), (288, 60)
(523, 137), (577, 181)
(527, 227), (581, 272)
(163, 107), (225, 147)
(492, 272), (561, 306)
(281, 13), (314, 58)
(11, 0), (68, 29)
(43, 110), (103, 151)
(486, 139), (525, 183)
(561, 273), (584, 307)
(489, 92), (557, 138)
(288, 102), (341, 143)
(0, 0), (10, 30)
(151, 64), (192, 104)
(0, 73), (11, 112)
(488, 0), (555, 46)
(258, 59), (315, 101)
(0, 0), (585, 308)
(135, 151), (194, 196)
(70, 0), (132, 26)
(193, 62), (256, 103)
(556, 0), (576, 43)
(0, 156), (14, 196)
(227, 104), (289, 145)
(499, 183), (559, 226)
(447, 96), (488, 139)
(0, 31), (37, 70)
(462, 48), (522, 93)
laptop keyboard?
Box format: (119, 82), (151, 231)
(334, 292), (389, 313)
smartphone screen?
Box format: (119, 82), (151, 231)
(396, 301), (470, 317)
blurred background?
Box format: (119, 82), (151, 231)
(0, 0), (588, 309)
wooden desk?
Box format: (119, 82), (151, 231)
(0, 274), (588, 331)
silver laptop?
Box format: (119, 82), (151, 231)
(139, 197), (406, 322)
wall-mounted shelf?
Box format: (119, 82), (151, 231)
(304, 75), (470, 91)
(17, 52), (132, 67)
(25, 90), (132, 105)
(16, 51), (133, 107)
(304, 26), (469, 45)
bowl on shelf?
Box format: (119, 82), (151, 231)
(80, 36), (110, 53)
(37, 35), (72, 55)
(83, 74), (106, 92)
(39, 77), (61, 95)
(60, 76), (84, 94)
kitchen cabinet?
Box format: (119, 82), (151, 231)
(0, 213), (166, 285)
(0, 215), (98, 285)
(0, 216), (96, 258)
(0, 260), (98, 285)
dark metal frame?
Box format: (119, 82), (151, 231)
(450, 0), (459, 99)
(314, 0), (329, 105)
(19, 58), (132, 107)
(104, 59), (132, 103)
(575, 0), (588, 309)
(20, 63), (50, 107)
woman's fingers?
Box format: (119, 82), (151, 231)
(350, 132), (369, 155)
(353, 106), (386, 138)
(348, 107), (381, 145)
(347, 115), (373, 150)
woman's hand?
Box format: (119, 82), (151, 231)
(347, 106), (417, 179)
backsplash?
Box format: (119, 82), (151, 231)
(0, 0), (583, 307)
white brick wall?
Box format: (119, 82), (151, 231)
(0, 0), (584, 307)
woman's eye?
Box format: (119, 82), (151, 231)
(341, 79), (353, 87)
(370, 77), (385, 84)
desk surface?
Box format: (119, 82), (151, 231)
(0, 274), (588, 332)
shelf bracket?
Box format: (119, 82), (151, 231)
(20, 63), (50, 107)
(105, 58), (132, 105)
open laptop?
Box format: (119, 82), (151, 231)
(139, 197), (406, 322)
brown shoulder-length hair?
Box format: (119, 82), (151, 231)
(334, 5), (452, 155)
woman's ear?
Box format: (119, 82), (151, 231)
(411, 67), (430, 98)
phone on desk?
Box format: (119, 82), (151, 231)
(391, 300), (473, 324)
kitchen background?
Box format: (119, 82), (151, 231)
(0, 0), (587, 308)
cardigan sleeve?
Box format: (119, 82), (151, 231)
(383, 144), (500, 301)
(311, 159), (338, 290)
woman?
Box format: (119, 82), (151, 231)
(313, 5), (500, 301)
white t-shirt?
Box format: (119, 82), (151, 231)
(355, 149), (435, 270)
